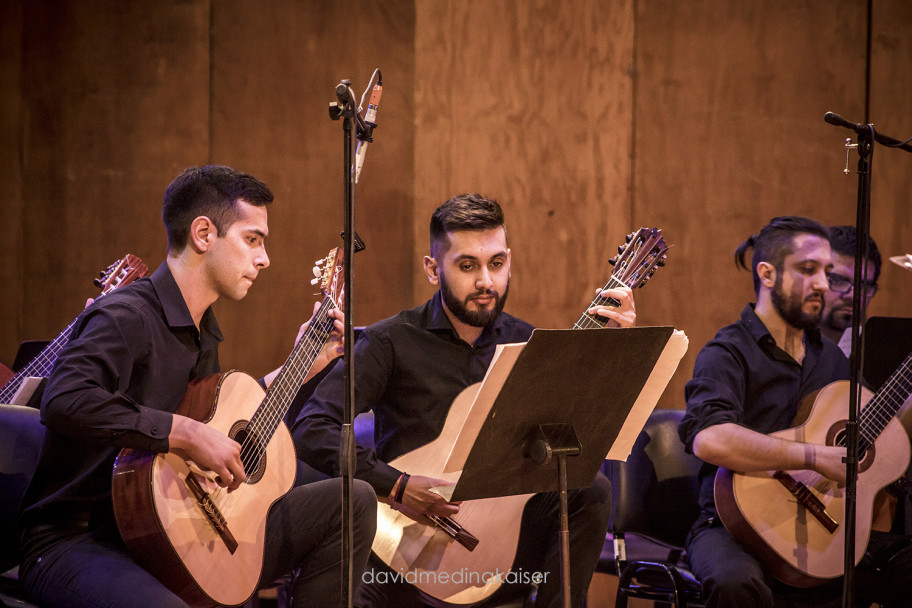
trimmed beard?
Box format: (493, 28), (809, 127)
(439, 271), (509, 328)
(771, 274), (823, 331)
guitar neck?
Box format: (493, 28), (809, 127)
(858, 351), (912, 451)
(0, 319), (76, 404)
(247, 296), (338, 441)
(572, 275), (629, 330)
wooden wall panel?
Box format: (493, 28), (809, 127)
(3, 0), (909, 420)
(208, 0), (416, 377)
(0, 1), (24, 367)
(867, 0), (912, 323)
(633, 0), (907, 409)
(413, 0), (636, 330)
(6, 0), (210, 366)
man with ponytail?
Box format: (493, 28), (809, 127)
(678, 216), (912, 607)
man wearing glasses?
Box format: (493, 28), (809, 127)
(819, 225), (881, 357)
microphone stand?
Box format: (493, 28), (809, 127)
(328, 79), (359, 608)
(824, 112), (912, 608)
(328, 74), (376, 608)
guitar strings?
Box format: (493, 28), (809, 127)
(844, 352), (912, 453)
(209, 298), (338, 525)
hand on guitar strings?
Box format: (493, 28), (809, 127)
(168, 414), (247, 492)
(804, 442), (847, 486)
(587, 285), (636, 328)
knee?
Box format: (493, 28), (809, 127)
(573, 472), (612, 522)
(351, 480), (377, 516)
(352, 480), (378, 536)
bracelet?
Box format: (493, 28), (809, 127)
(394, 473), (410, 505)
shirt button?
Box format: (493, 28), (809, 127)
(151, 426), (159, 435)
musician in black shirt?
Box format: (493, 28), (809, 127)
(294, 193), (636, 607)
(19, 165), (377, 608)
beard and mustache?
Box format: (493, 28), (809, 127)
(439, 270), (509, 328)
(770, 273), (825, 331)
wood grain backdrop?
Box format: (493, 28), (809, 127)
(2, 0), (910, 409)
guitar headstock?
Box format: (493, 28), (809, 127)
(311, 247), (345, 309)
(94, 254), (150, 296)
(609, 227), (668, 289)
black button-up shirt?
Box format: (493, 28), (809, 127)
(20, 263), (223, 530)
(679, 303), (850, 520)
(291, 291), (535, 496)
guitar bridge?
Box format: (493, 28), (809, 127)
(773, 471), (839, 534)
(427, 515), (479, 551)
(184, 473), (239, 553)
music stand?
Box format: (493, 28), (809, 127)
(863, 317), (912, 391)
(444, 327), (688, 607)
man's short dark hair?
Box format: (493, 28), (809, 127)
(162, 165), (274, 253)
(429, 193), (506, 258)
(828, 225), (882, 283)
(734, 216), (830, 294)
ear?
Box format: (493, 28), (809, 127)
(756, 261), (776, 289)
(189, 216), (216, 253)
(423, 255), (439, 286)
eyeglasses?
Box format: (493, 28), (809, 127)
(826, 272), (878, 297)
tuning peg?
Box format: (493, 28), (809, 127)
(625, 233), (633, 243)
(618, 245), (626, 254)
(310, 277), (320, 286)
(608, 257), (617, 266)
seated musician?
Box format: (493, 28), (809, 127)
(818, 224), (881, 355)
(292, 193), (636, 608)
(679, 216), (912, 607)
(18, 165), (377, 608)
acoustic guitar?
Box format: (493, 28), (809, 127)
(372, 228), (669, 604)
(0, 254), (148, 405)
(714, 351), (912, 587)
(112, 248), (344, 607)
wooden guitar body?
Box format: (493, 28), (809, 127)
(113, 371), (295, 607)
(373, 383), (533, 605)
(714, 380), (911, 587)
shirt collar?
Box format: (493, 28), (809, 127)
(150, 262), (224, 344)
(741, 303), (823, 359)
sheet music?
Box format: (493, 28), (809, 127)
(605, 330), (688, 460)
(442, 329), (689, 473)
(442, 342), (526, 474)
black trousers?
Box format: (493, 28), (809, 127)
(20, 478), (377, 608)
(687, 519), (912, 608)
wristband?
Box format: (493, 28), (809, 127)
(394, 473), (410, 505)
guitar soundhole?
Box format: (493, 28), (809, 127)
(827, 422), (875, 475)
(230, 420), (268, 484)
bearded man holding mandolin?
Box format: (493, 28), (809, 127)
(18, 165), (377, 608)
(679, 216), (912, 607)
(293, 193), (641, 608)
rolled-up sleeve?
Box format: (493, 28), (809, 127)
(679, 341), (747, 453)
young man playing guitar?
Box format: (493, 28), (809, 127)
(18, 165), (377, 607)
(292, 193), (636, 608)
(679, 216), (912, 607)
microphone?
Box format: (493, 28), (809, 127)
(354, 79), (382, 183)
(824, 111), (864, 133)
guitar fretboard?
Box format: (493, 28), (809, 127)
(240, 296), (338, 473)
(856, 351), (912, 453)
(572, 275), (628, 330)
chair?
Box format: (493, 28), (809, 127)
(602, 408), (705, 608)
(0, 403), (45, 608)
